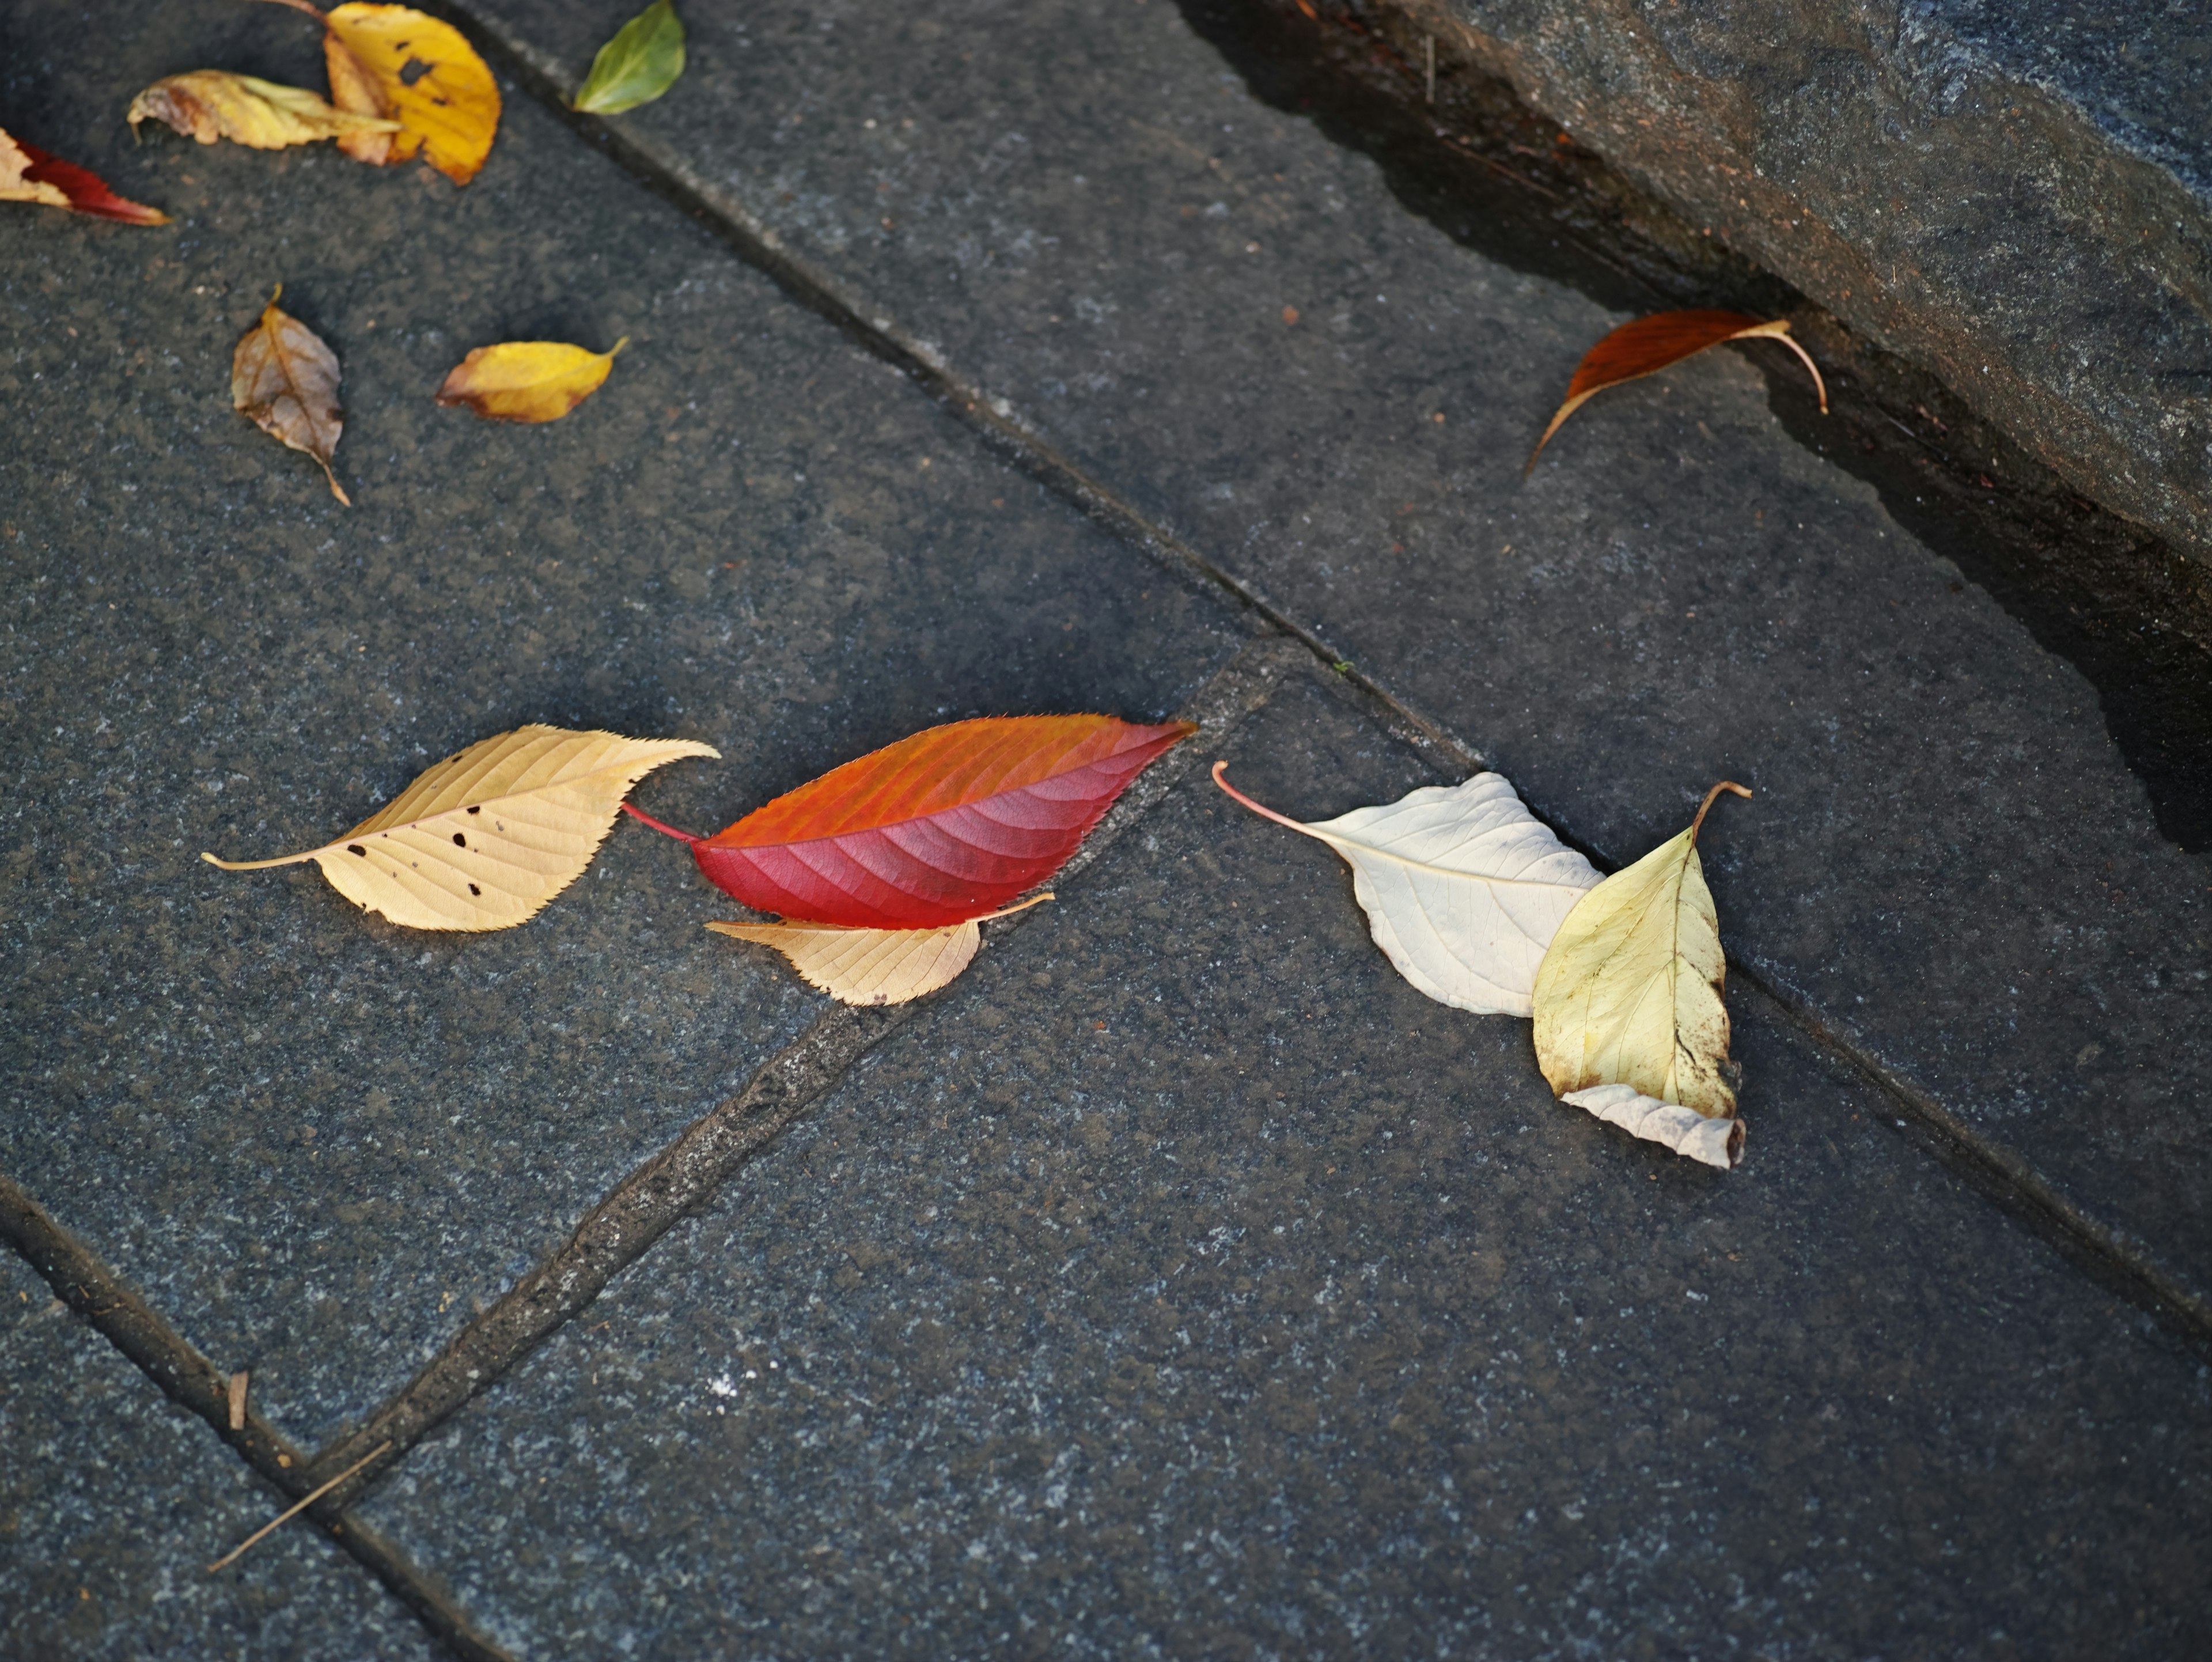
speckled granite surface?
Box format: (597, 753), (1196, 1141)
(3, 0), (2208, 1655)
(359, 680), (2212, 1659)
(0, 1254), (441, 1662)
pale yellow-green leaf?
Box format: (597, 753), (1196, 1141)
(1212, 762), (1599, 1016)
(1531, 782), (1751, 1119)
(1564, 1083), (1744, 1168)
(203, 725), (718, 930)
(707, 894), (1051, 1005)
(435, 339), (627, 423)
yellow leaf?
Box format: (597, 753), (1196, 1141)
(1532, 781), (1752, 1120)
(203, 725), (719, 931)
(325, 3), (501, 184)
(232, 285), (350, 506)
(126, 71), (400, 150)
(707, 895), (1054, 1005)
(435, 339), (628, 424)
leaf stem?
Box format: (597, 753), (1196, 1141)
(974, 891), (1055, 923)
(1689, 779), (1753, 844)
(620, 800), (700, 843)
(1210, 761), (1321, 838)
(201, 848), (317, 871)
(1738, 320), (1829, 414)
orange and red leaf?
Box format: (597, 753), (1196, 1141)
(635, 714), (1194, 928)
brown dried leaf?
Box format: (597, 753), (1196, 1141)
(1527, 310), (1827, 474)
(231, 286), (350, 505)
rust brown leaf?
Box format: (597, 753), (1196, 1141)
(231, 286), (350, 505)
(1527, 311), (1827, 474)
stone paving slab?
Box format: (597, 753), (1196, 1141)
(456, 0), (2212, 1318)
(0, 1252), (442, 1662)
(358, 673), (2212, 1660)
(1, 0), (1244, 1452)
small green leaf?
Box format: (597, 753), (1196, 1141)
(573, 0), (686, 115)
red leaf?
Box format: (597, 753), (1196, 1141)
(13, 139), (171, 225)
(1526, 309), (1824, 474)
(630, 714), (1195, 928)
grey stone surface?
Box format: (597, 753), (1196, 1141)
(1393, 0), (2212, 559)
(359, 676), (2212, 1660)
(1, 0), (1243, 1452)
(458, 0), (2212, 1311)
(0, 1253), (441, 1662)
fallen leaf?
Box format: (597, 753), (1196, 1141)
(231, 285), (350, 505)
(126, 71), (400, 151)
(1563, 1083), (1744, 1169)
(627, 714), (1195, 928)
(203, 725), (718, 930)
(1211, 762), (1599, 1016)
(1532, 781), (1752, 1118)
(708, 894), (1054, 1006)
(435, 338), (629, 423)
(574, 0), (687, 115)
(1527, 311), (1827, 474)
(1, 128), (169, 224)
(324, 3), (501, 184)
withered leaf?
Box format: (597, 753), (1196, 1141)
(1532, 781), (1752, 1135)
(231, 286), (350, 505)
(435, 339), (628, 423)
(1211, 762), (1599, 1017)
(1, 127), (169, 224)
(707, 895), (1053, 1006)
(204, 725), (719, 931)
(127, 71), (399, 152)
(1527, 311), (1827, 474)
(324, 3), (501, 184)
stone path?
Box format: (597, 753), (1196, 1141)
(3, 0), (2207, 1656)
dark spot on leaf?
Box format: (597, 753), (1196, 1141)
(468, 883), (481, 896)
(453, 832), (467, 847)
(431, 96), (450, 107)
(348, 844), (367, 857)
(399, 56), (432, 86)
(467, 804), (481, 814)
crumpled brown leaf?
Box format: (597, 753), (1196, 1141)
(231, 286), (350, 505)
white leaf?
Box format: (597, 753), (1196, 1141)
(1564, 1083), (1743, 1169)
(1213, 762), (1600, 1016)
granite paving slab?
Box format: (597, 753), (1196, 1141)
(0, 1253), (444, 1662)
(452, 0), (2212, 1322)
(1, 0), (1244, 1452)
(357, 673), (2212, 1660)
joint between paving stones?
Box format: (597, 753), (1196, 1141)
(0, 1174), (517, 1662)
(306, 638), (1304, 1483)
(316, 0), (2212, 1356)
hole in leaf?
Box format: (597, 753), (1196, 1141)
(347, 844), (367, 857)
(453, 832), (467, 847)
(468, 883), (481, 896)
(399, 56), (431, 85)
(467, 805), (481, 814)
